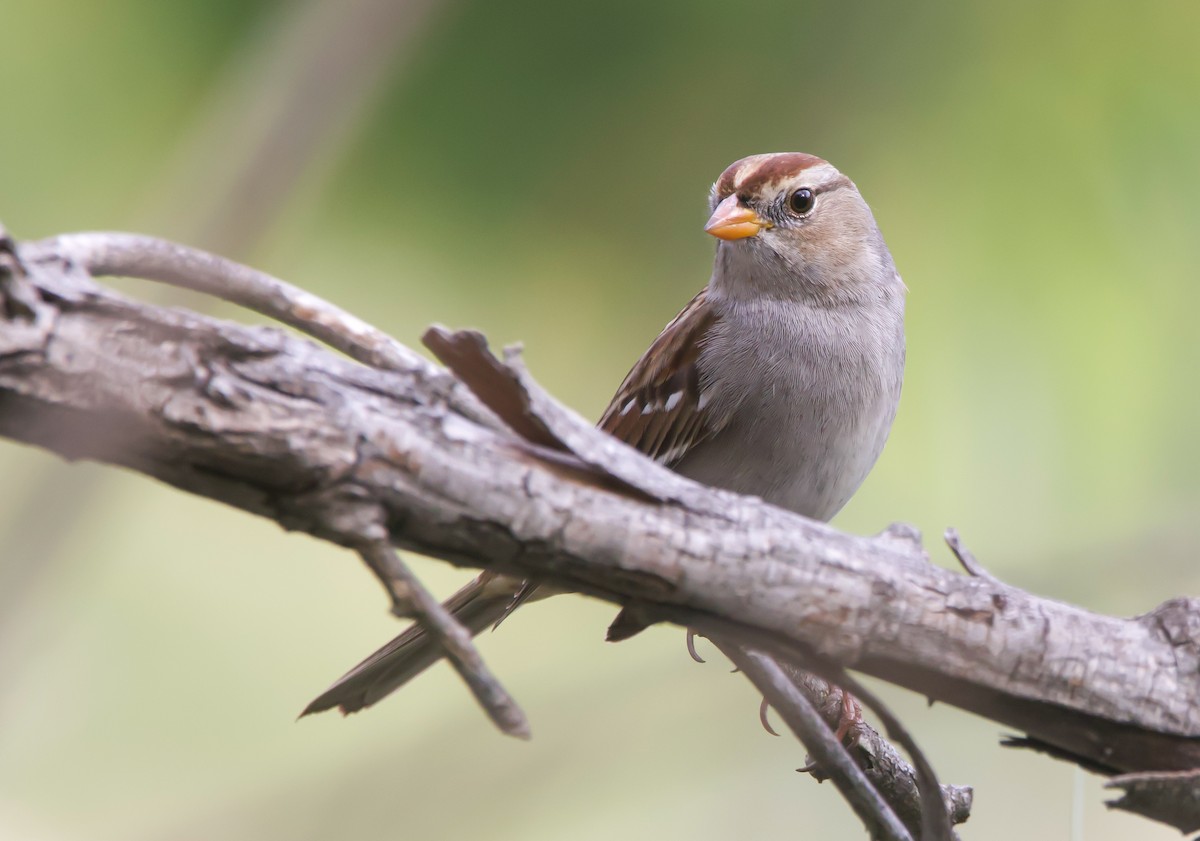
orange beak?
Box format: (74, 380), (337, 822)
(704, 194), (770, 240)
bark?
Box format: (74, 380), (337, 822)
(1, 230), (1197, 836)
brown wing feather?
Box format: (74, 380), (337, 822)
(598, 288), (721, 465)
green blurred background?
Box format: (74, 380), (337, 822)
(2, 0), (1198, 838)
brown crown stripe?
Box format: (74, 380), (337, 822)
(715, 152), (828, 199)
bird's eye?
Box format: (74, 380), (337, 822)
(788, 188), (815, 215)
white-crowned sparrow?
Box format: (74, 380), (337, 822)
(303, 152), (906, 716)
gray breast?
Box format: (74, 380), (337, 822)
(673, 295), (903, 522)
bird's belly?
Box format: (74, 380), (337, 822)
(673, 394), (893, 522)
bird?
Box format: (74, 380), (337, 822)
(302, 152), (906, 717)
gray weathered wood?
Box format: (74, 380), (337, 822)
(2, 232), (1198, 834)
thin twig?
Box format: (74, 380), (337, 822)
(945, 527), (1000, 583)
(718, 641), (914, 841)
(25, 233), (421, 374)
(831, 669), (956, 841)
(737, 629), (957, 840)
(672, 602), (969, 834)
(357, 542), (530, 739)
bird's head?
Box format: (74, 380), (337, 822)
(705, 152), (896, 304)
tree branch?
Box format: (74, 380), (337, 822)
(720, 643), (917, 841)
(356, 541), (530, 739)
(4, 228), (1199, 834)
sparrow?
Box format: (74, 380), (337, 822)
(303, 152), (906, 717)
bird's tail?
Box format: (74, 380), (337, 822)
(301, 573), (526, 716)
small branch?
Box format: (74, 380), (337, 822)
(944, 527), (999, 583)
(1105, 769), (1200, 832)
(718, 642), (915, 841)
(686, 630), (972, 833)
(357, 542), (530, 739)
(778, 661), (973, 833)
(831, 670), (956, 841)
(26, 232), (423, 374)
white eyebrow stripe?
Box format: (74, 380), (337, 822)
(799, 163), (840, 187)
(739, 161), (844, 197)
(731, 159), (758, 191)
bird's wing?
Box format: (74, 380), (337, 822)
(598, 287), (725, 465)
